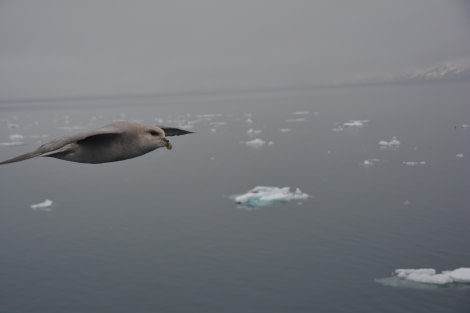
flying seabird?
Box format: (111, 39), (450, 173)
(0, 121), (193, 165)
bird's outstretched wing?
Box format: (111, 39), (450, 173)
(0, 126), (124, 165)
(158, 126), (193, 137)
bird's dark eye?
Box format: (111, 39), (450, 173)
(149, 130), (159, 136)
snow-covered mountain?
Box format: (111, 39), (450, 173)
(342, 57), (470, 87)
(403, 59), (470, 82)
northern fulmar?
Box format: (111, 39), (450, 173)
(0, 121), (193, 165)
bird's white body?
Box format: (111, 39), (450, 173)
(0, 121), (192, 165)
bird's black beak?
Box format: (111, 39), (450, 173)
(163, 138), (172, 150)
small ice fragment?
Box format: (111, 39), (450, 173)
(0, 133), (26, 146)
(403, 161), (426, 166)
(393, 268), (470, 285)
(379, 137), (400, 148)
(9, 134), (24, 142)
(267, 141), (274, 145)
(292, 111), (309, 115)
(245, 138), (266, 148)
(286, 118), (306, 122)
(455, 124), (470, 129)
(343, 120), (368, 127)
(247, 128), (262, 136)
(395, 268), (453, 285)
(31, 199), (53, 212)
(363, 158), (380, 167)
(456, 153), (464, 158)
(232, 186), (310, 209)
(403, 200), (410, 206)
(245, 118), (253, 124)
(279, 128), (291, 133)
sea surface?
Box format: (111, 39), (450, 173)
(1, 82), (469, 313)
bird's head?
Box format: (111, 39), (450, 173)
(143, 126), (172, 151)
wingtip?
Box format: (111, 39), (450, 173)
(158, 126), (195, 136)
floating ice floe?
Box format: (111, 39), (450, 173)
(286, 118), (307, 122)
(9, 134), (24, 142)
(396, 268), (470, 285)
(244, 138), (273, 148)
(343, 120), (369, 127)
(379, 137), (400, 148)
(279, 128), (291, 133)
(245, 138), (266, 148)
(247, 128), (262, 136)
(363, 158), (381, 167)
(376, 268), (470, 289)
(0, 134), (26, 146)
(332, 120), (368, 132)
(232, 186), (310, 209)
(30, 199), (53, 212)
(403, 161), (426, 166)
(456, 153), (464, 158)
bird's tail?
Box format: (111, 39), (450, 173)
(0, 152), (41, 165)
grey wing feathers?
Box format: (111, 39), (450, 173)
(0, 151), (43, 165)
(0, 127), (124, 165)
(159, 126), (194, 136)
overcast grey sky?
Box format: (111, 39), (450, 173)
(0, 1), (469, 100)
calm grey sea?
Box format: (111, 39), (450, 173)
(1, 82), (469, 313)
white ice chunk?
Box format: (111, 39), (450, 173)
(456, 153), (464, 158)
(9, 134), (24, 142)
(279, 128), (291, 133)
(245, 138), (266, 148)
(403, 161), (426, 166)
(286, 118), (306, 122)
(0, 133), (26, 146)
(232, 186), (310, 209)
(343, 120), (369, 127)
(379, 137), (400, 147)
(363, 158), (380, 167)
(292, 111), (310, 115)
(30, 199), (53, 212)
(247, 128), (262, 136)
(448, 268), (470, 283)
(393, 268), (470, 285)
(455, 124), (470, 129)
